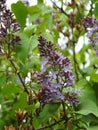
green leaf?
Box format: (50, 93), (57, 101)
(16, 33), (39, 63)
(24, 25), (36, 37)
(79, 44), (90, 63)
(2, 83), (21, 97)
(89, 55), (98, 66)
(90, 70), (98, 83)
(27, 5), (40, 14)
(38, 0), (43, 4)
(42, 32), (54, 42)
(11, 1), (27, 29)
(78, 100), (98, 116)
(93, 83), (98, 104)
(31, 82), (40, 90)
(29, 35), (39, 52)
(77, 80), (96, 102)
(94, 2), (98, 18)
(92, 0), (98, 3)
(38, 103), (60, 123)
(0, 119), (4, 129)
(29, 13), (40, 23)
(41, 5), (51, 15)
(77, 79), (98, 117)
(81, 114), (98, 125)
(87, 126), (98, 130)
(13, 92), (28, 110)
(15, 33), (30, 62)
(33, 118), (40, 129)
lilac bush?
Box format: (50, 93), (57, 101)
(1, 0), (98, 129)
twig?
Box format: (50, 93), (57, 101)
(50, 0), (69, 17)
(72, 40), (79, 81)
(89, 0), (93, 16)
(37, 116), (72, 130)
(70, 15), (79, 81)
(9, 59), (29, 94)
(62, 101), (67, 122)
(37, 118), (64, 130)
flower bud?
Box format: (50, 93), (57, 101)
(16, 109), (27, 123)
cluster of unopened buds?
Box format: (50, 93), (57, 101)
(37, 36), (79, 106)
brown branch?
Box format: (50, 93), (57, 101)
(72, 41), (79, 81)
(50, 0), (69, 17)
(62, 101), (67, 122)
(9, 59), (29, 94)
(71, 21), (79, 81)
(37, 116), (72, 130)
(37, 119), (64, 130)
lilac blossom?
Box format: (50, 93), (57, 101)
(0, 0), (21, 45)
(37, 36), (79, 105)
(83, 17), (98, 55)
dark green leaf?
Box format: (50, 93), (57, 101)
(11, 1), (27, 29)
(38, 0), (43, 4)
(0, 73), (6, 86)
(38, 103), (60, 123)
(33, 118), (40, 129)
(13, 92), (28, 110)
(77, 79), (98, 117)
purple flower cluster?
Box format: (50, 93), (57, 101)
(83, 17), (98, 55)
(37, 36), (78, 105)
(0, 0), (21, 45)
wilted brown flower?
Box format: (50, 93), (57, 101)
(16, 109), (27, 123)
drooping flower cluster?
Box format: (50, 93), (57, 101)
(0, 0), (21, 45)
(37, 36), (79, 105)
(83, 17), (98, 55)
